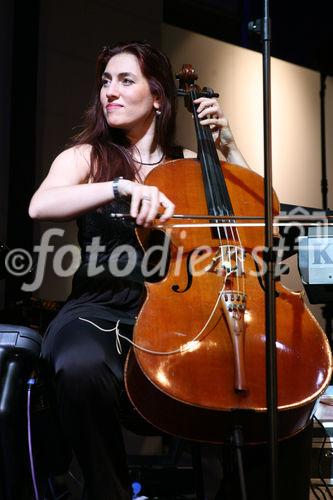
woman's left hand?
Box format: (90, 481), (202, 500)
(194, 97), (235, 153)
(193, 97), (250, 169)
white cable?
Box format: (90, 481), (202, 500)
(78, 281), (227, 357)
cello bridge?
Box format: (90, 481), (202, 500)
(204, 245), (245, 276)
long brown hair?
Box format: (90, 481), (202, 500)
(73, 41), (178, 182)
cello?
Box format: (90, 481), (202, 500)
(125, 65), (332, 444)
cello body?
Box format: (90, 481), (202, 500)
(125, 159), (332, 444)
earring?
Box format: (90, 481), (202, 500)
(155, 109), (161, 116)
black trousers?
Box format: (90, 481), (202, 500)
(41, 317), (133, 500)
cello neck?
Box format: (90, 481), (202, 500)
(191, 87), (234, 218)
(176, 64), (234, 218)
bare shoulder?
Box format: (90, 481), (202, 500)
(183, 147), (197, 159)
(32, 145), (92, 193)
(47, 144), (92, 185)
(53, 144), (91, 174)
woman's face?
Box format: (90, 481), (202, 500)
(100, 52), (160, 133)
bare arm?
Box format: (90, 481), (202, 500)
(220, 141), (250, 169)
(29, 145), (174, 224)
(29, 146), (110, 221)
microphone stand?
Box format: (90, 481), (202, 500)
(248, 1), (278, 499)
(320, 72), (328, 211)
(319, 71), (333, 353)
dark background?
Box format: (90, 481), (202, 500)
(165, 0), (333, 76)
(1, 0), (332, 310)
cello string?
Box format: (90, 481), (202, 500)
(198, 113), (237, 296)
(198, 103), (246, 298)
(200, 112), (227, 242)
(200, 114), (245, 300)
(192, 89), (230, 251)
(233, 246), (239, 296)
(194, 102), (242, 302)
(190, 86), (248, 314)
(192, 88), (247, 301)
(201, 114), (241, 245)
(241, 247), (246, 295)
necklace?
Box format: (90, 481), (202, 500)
(131, 153), (164, 166)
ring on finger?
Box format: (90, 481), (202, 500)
(142, 195), (151, 202)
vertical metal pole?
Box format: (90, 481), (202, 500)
(320, 72), (328, 211)
(249, 1), (278, 498)
(262, 2), (278, 499)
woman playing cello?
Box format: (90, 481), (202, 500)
(29, 41), (317, 499)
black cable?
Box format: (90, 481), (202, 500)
(27, 375), (40, 500)
(314, 416), (333, 498)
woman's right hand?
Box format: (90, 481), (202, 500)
(117, 179), (175, 227)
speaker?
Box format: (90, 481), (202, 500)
(0, 324), (71, 500)
(0, 324), (41, 499)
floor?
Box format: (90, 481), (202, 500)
(126, 386), (333, 499)
(46, 389), (333, 499)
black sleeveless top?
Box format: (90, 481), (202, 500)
(44, 146), (184, 336)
